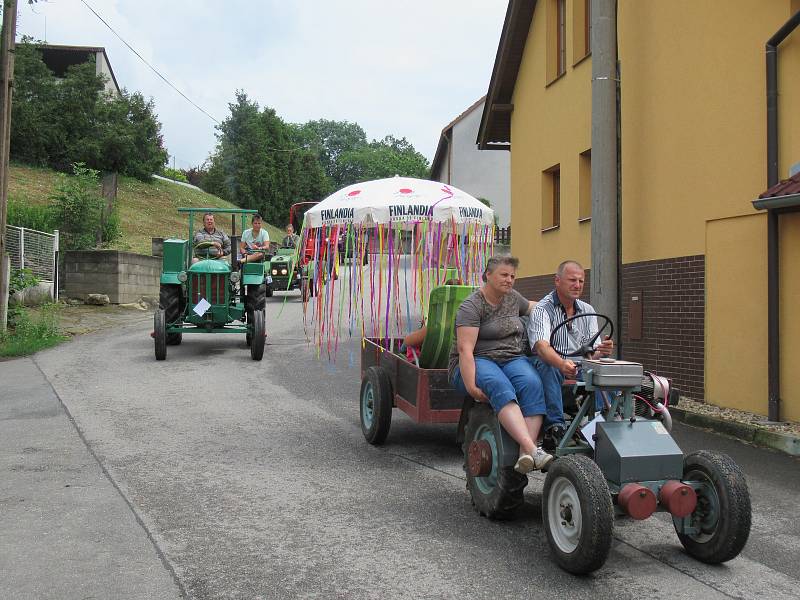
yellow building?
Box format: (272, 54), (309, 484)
(478, 0), (800, 422)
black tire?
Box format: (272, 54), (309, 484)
(244, 283), (266, 344)
(674, 450), (751, 564)
(250, 309), (266, 361)
(159, 284), (183, 345)
(154, 309), (167, 361)
(462, 403), (528, 520)
(542, 455), (614, 574)
(301, 278), (312, 302)
(265, 283), (273, 298)
(359, 366), (393, 445)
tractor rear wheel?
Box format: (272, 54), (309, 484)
(250, 309), (265, 361)
(543, 455), (614, 574)
(674, 451), (751, 564)
(159, 284), (183, 345)
(360, 366), (393, 445)
(462, 403), (527, 520)
(154, 309), (167, 361)
(265, 282), (273, 297)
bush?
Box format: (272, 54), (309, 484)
(0, 304), (66, 357)
(163, 167), (188, 183)
(9, 268), (40, 296)
(7, 198), (56, 231)
(50, 163), (115, 250)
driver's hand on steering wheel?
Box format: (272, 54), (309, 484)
(593, 335), (614, 358)
(560, 359), (578, 378)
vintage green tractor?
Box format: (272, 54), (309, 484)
(153, 207), (269, 361)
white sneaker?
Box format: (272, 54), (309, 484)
(514, 454), (534, 474)
(533, 447), (554, 471)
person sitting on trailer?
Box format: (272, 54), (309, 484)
(239, 213), (270, 264)
(192, 212), (231, 263)
(527, 260), (615, 451)
(448, 256), (553, 474)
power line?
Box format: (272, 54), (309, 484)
(79, 0), (220, 124)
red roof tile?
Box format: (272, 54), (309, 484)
(759, 171), (800, 198)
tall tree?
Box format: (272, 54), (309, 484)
(337, 135), (429, 184)
(290, 119), (367, 189)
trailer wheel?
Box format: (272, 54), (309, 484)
(250, 309), (265, 361)
(360, 366), (393, 445)
(674, 450), (751, 564)
(159, 284), (183, 345)
(154, 309), (167, 361)
(543, 455), (614, 574)
(462, 403), (527, 520)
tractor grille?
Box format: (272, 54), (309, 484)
(191, 273), (227, 305)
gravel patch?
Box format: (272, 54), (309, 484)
(678, 398), (800, 436)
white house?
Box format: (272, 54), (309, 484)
(430, 96), (511, 226)
(39, 44), (120, 97)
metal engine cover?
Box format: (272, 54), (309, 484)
(595, 420), (684, 485)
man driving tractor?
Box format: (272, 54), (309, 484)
(527, 260), (614, 451)
(192, 212), (231, 263)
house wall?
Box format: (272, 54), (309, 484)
(94, 51), (119, 97)
(449, 102), (512, 226)
(507, 0), (800, 415)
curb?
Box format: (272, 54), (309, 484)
(671, 407), (800, 457)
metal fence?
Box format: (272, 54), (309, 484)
(5, 225), (59, 285)
(495, 226), (511, 245)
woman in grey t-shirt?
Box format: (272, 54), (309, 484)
(449, 256), (553, 474)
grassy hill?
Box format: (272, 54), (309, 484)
(8, 163), (285, 255)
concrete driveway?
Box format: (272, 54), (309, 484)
(2, 288), (799, 599)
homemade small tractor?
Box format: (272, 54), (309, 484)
(267, 201), (321, 300)
(360, 303), (752, 574)
(153, 207), (269, 361)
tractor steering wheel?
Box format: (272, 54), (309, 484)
(194, 240), (219, 259)
(548, 313), (614, 358)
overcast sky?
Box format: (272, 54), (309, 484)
(17, 0), (508, 171)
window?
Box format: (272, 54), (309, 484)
(579, 149), (592, 221)
(573, 0), (592, 63)
(557, 0), (567, 75)
(542, 165), (561, 231)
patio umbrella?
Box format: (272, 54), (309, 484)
(299, 177), (496, 358)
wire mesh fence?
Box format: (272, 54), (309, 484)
(5, 225), (58, 282)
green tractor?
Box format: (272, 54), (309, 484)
(266, 201), (318, 300)
(154, 207), (270, 361)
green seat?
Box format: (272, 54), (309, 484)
(418, 285), (476, 369)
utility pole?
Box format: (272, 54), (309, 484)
(0, 0), (18, 333)
(590, 0), (619, 345)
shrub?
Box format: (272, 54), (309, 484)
(0, 304), (67, 357)
(7, 198), (56, 231)
(50, 163), (105, 250)
(9, 268), (40, 296)
(163, 167), (188, 183)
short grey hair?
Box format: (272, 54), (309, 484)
(485, 255), (519, 276)
(556, 260), (584, 276)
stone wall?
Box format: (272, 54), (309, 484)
(64, 250), (161, 304)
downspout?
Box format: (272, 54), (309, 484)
(590, 0), (619, 341)
(765, 9), (800, 422)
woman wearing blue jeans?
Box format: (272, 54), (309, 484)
(448, 256), (553, 474)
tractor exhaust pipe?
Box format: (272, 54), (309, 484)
(659, 480), (697, 518)
(618, 483), (657, 520)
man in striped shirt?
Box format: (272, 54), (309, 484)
(526, 260), (614, 450)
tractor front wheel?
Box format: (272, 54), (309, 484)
(360, 366), (393, 445)
(674, 451), (751, 564)
(250, 309), (266, 361)
(542, 455), (614, 574)
(462, 403), (527, 520)
(159, 284), (183, 345)
(154, 309), (167, 361)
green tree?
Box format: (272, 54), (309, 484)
(337, 135), (429, 183)
(290, 119), (367, 189)
(10, 38), (168, 180)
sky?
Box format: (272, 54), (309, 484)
(16, 0), (509, 171)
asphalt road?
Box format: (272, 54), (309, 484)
(2, 289), (800, 599)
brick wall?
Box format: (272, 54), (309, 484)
(516, 256), (705, 400)
(620, 255), (705, 400)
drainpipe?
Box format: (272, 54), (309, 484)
(590, 0), (619, 341)
(764, 9), (800, 422)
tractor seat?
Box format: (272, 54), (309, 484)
(417, 284), (476, 370)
